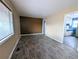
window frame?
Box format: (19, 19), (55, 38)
(0, 0), (14, 45)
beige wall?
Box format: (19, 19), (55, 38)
(45, 7), (77, 43)
(0, 0), (20, 59)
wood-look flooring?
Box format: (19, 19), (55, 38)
(64, 36), (78, 50)
(11, 35), (78, 59)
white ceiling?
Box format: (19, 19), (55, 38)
(11, 0), (77, 18)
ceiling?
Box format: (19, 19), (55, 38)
(10, 0), (77, 18)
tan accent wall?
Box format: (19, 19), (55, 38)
(45, 7), (77, 43)
(0, 0), (20, 59)
(20, 17), (42, 34)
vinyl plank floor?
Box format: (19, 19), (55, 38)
(11, 35), (78, 59)
(64, 36), (78, 50)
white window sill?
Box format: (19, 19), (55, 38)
(0, 33), (14, 45)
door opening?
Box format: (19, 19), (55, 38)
(63, 11), (78, 50)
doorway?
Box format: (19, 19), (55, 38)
(63, 11), (78, 50)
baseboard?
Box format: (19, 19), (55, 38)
(45, 34), (63, 43)
(8, 36), (21, 59)
(21, 33), (43, 36)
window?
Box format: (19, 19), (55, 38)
(0, 1), (14, 44)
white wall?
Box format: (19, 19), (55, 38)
(45, 7), (77, 43)
(0, 0), (20, 59)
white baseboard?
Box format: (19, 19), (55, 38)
(45, 34), (63, 43)
(21, 33), (43, 36)
(8, 37), (21, 59)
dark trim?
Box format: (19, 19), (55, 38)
(72, 17), (78, 20)
(0, 0), (11, 11)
